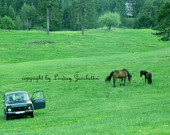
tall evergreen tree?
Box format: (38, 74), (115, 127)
(0, 0), (2, 17)
(8, 5), (15, 20)
(29, 5), (38, 28)
(20, 3), (32, 29)
(15, 16), (22, 29)
(3, 3), (9, 17)
(85, 0), (98, 29)
(11, 0), (24, 13)
(70, 0), (95, 36)
(70, 0), (80, 30)
(50, 0), (63, 30)
(154, 1), (170, 41)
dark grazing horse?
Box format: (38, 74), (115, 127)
(140, 70), (152, 84)
(105, 69), (132, 87)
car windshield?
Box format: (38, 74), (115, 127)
(6, 92), (30, 102)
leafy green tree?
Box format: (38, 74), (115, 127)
(0, 15), (15, 29)
(98, 12), (121, 30)
(154, 2), (170, 41)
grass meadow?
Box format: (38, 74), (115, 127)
(0, 29), (170, 135)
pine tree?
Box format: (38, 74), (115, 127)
(15, 16), (22, 30)
(20, 3), (31, 29)
(154, 2), (170, 41)
(41, 0), (63, 35)
(29, 4), (38, 28)
(50, 0), (63, 31)
(8, 5), (16, 20)
(3, 3), (9, 17)
(40, 0), (52, 35)
(70, 0), (95, 36)
(70, 0), (80, 31)
(0, 0), (2, 17)
(85, 0), (98, 29)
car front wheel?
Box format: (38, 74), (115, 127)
(30, 112), (34, 118)
(5, 112), (9, 120)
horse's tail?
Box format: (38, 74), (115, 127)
(105, 71), (114, 82)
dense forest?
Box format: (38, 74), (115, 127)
(0, 0), (169, 31)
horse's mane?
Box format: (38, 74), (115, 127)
(140, 70), (148, 75)
(122, 69), (131, 77)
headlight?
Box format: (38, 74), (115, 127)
(28, 104), (32, 110)
(8, 108), (12, 112)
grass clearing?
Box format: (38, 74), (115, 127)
(0, 29), (169, 134)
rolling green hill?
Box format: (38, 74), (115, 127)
(0, 29), (169, 135)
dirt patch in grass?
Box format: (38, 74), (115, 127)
(24, 41), (55, 45)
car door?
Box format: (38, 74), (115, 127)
(31, 91), (46, 110)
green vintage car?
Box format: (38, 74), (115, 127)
(3, 91), (46, 120)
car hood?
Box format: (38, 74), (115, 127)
(6, 100), (32, 107)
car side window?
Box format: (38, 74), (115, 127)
(32, 91), (44, 99)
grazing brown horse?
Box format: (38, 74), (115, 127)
(140, 70), (152, 84)
(105, 69), (132, 87)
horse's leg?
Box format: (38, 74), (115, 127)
(145, 77), (146, 83)
(148, 79), (150, 84)
(120, 78), (123, 86)
(113, 81), (116, 87)
(113, 77), (116, 87)
(123, 78), (126, 86)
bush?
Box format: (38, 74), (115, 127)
(0, 16), (15, 30)
(123, 18), (137, 28)
(136, 13), (154, 29)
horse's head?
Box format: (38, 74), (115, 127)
(140, 70), (148, 77)
(140, 71), (143, 77)
(128, 74), (132, 82)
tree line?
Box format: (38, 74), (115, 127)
(0, 0), (166, 30)
(0, 0), (169, 40)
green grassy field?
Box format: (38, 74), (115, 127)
(0, 29), (170, 135)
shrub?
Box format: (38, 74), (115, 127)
(0, 16), (15, 29)
(123, 18), (137, 28)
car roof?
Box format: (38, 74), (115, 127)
(5, 91), (28, 95)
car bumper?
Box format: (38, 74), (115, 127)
(7, 110), (33, 115)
